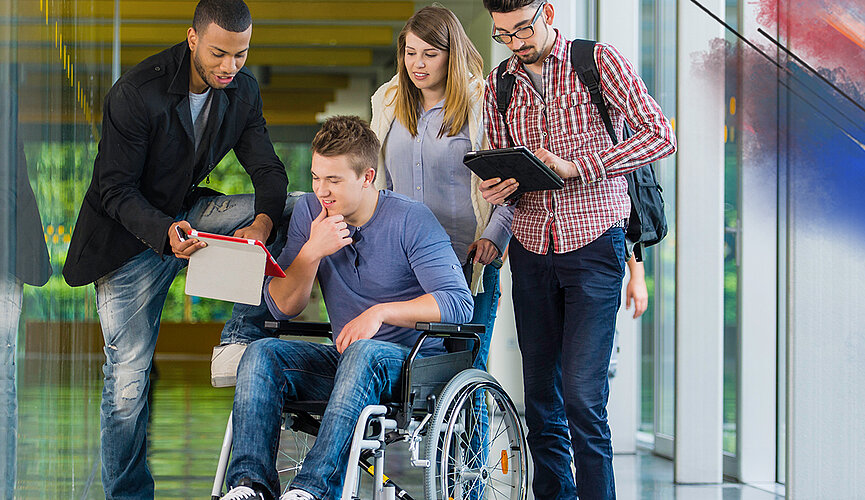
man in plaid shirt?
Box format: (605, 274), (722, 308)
(479, 1), (676, 499)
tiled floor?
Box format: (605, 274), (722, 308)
(12, 357), (784, 499)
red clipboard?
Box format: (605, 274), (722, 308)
(189, 230), (286, 278)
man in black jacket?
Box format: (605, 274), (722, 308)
(62, 1), (291, 497)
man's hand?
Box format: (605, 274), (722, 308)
(168, 221), (205, 259)
(233, 213), (273, 242)
(335, 305), (384, 353)
(304, 205), (352, 260)
(479, 177), (519, 206)
(625, 257), (648, 319)
(534, 148), (580, 179)
(467, 238), (499, 265)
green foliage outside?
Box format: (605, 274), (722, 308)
(722, 136), (739, 454)
(21, 140), (314, 323)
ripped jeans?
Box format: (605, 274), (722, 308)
(95, 193), (299, 500)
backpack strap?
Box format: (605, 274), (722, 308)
(570, 40), (619, 145)
(495, 58), (516, 147)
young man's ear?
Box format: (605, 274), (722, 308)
(542, 2), (555, 26)
(187, 27), (198, 51)
(363, 167), (376, 187)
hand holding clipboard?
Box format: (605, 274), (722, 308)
(463, 146), (564, 203)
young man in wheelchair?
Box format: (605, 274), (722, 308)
(223, 115), (474, 500)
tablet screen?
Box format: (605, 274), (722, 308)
(463, 146), (564, 200)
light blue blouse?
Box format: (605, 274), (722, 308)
(383, 100), (512, 262)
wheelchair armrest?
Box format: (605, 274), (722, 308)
(264, 320), (333, 340)
(412, 322), (484, 363)
(415, 322), (485, 335)
(400, 323), (485, 419)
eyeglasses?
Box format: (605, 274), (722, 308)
(491, 2), (546, 44)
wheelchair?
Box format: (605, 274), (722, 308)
(211, 320), (527, 500)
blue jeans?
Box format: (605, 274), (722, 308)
(227, 338), (410, 500)
(470, 264), (501, 373)
(95, 193), (298, 500)
(466, 264), (500, 499)
(509, 228), (626, 500)
(0, 275), (23, 500)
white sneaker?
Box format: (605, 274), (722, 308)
(211, 343), (248, 387)
(223, 485), (265, 499)
(280, 488), (315, 500)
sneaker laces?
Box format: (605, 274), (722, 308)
(223, 485), (262, 500)
(280, 489), (315, 500)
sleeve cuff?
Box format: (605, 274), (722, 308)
(575, 152), (606, 184)
(480, 221), (511, 256)
(429, 289), (473, 324)
(263, 277), (298, 321)
(256, 203), (285, 243)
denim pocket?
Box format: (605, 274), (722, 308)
(607, 227), (627, 276)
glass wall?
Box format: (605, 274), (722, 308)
(2, 1), (319, 496)
(4, 1), (107, 496)
(638, 0), (677, 455)
(723, 0), (740, 460)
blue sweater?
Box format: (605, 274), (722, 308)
(265, 191), (473, 353)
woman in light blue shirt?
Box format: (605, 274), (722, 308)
(370, 6), (513, 374)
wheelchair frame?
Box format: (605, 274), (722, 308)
(211, 321), (527, 500)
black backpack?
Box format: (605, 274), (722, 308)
(494, 39), (668, 262)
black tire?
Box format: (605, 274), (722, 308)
(423, 369), (527, 500)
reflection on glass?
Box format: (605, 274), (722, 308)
(2, 0), (322, 496)
(638, 0), (656, 438)
(723, 0), (740, 457)
(639, 0), (678, 443)
(8, 1), (106, 496)
(1, 136), (53, 499)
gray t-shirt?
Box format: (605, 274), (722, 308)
(189, 88), (212, 151)
(526, 68), (544, 101)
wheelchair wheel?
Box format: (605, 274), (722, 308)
(423, 369), (527, 500)
(275, 413), (318, 495)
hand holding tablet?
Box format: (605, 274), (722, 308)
(463, 146), (564, 203)
(184, 231), (285, 306)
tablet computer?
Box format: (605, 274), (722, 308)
(185, 231), (285, 306)
(463, 146), (564, 201)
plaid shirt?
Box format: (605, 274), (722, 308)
(484, 30), (676, 255)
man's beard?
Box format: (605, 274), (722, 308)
(191, 50), (216, 89)
(516, 26), (550, 65)
(516, 47), (542, 65)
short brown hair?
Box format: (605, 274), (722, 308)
(483, 0), (544, 13)
(310, 116), (380, 177)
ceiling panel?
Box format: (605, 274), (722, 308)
(16, 23), (393, 46)
(18, 1), (414, 22)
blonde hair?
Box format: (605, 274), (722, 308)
(390, 6), (483, 138)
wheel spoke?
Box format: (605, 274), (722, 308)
(424, 374), (526, 500)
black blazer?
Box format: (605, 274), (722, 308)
(0, 139), (52, 287)
(63, 42), (288, 287)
